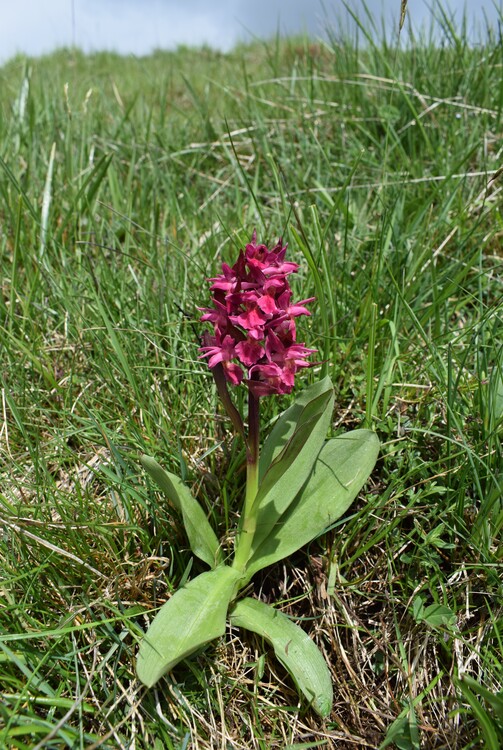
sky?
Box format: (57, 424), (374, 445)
(1, 0), (501, 65)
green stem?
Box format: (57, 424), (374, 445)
(211, 362), (247, 444)
(233, 391), (260, 572)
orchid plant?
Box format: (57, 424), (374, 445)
(136, 233), (379, 717)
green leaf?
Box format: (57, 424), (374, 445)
(137, 565), (242, 687)
(411, 596), (424, 622)
(230, 597), (333, 717)
(246, 430), (379, 578)
(413, 601), (457, 629)
(247, 377), (334, 541)
(140, 455), (222, 568)
(379, 706), (420, 750)
(259, 376), (334, 479)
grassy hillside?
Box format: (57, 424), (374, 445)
(0, 18), (502, 750)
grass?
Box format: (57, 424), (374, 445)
(0, 7), (502, 749)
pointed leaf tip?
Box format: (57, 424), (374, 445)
(230, 597), (333, 717)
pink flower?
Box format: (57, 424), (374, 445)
(199, 333), (243, 384)
(265, 331), (316, 388)
(235, 338), (263, 366)
(247, 363), (290, 397)
(199, 299), (229, 333)
(229, 304), (268, 333)
(200, 233), (316, 396)
(256, 278), (286, 315)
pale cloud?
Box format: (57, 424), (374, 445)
(1, 0), (73, 60)
(75, 2), (238, 54)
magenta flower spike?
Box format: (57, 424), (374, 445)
(199, 232), (316, 398)
(199, 232), (318, 575)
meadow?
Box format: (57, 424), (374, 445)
(0, 10), (502, 750)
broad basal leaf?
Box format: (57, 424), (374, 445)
(245, 429), (380, 579)
(137, 565), (242, 687)
(230, 597), (333, 717)
(259, 376), (334, 480)
(140, 455), (222, 568)
(240, 378), (334, 555)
